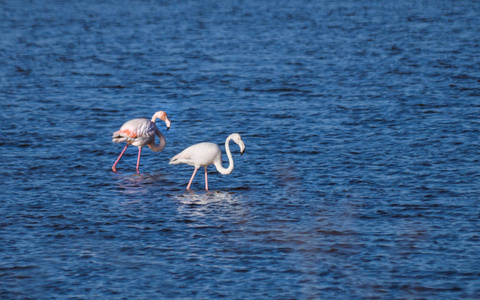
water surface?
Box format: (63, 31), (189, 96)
(1, 0), (479, 298)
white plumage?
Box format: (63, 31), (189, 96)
(170, 133), (246, 191)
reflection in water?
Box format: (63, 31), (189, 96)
(174, 190), (241, 205)
(113, 172), (168, 197)
(173, 190), (246, 220)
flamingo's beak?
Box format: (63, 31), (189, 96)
(165, 117), (171, 130)
(241, 147), (245, 156)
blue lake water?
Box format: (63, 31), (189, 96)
(1, 0), (480, 298)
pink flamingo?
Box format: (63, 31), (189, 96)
(112, 111), (171, 173)
(169, 133), (246, 191)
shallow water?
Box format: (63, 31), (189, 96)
(1, 0), (480, 298)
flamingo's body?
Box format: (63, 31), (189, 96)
(112, 111), (171, 172)
(169, 133), (245, 191)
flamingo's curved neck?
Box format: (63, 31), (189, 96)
(147, 128), (166, 152)
(214, 136), (234, 175)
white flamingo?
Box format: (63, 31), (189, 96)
(169, 133), (246, 191)
(112, 111), (171, 173)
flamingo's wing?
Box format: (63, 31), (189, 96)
(169, 147), (195, 165)
(112, 118), (155, 145)
(169, 143), (220, 167)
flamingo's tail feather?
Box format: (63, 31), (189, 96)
(112, 131), (135, 143)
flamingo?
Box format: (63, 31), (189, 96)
(169, 133), (246, 191)
(112, 111), (171, 173)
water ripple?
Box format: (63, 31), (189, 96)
(1, 0), (480, 299)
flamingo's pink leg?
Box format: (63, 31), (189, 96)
(204, 167), (208, 191)
(112, 144), (129, 172)
(186, 168), (198, 190)
(136, 147), (142, 173)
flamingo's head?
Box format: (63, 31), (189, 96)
(153, 111), (171, 130)
(230, 133), (246, 155)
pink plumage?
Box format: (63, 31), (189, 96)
(112, 111), (171, 173)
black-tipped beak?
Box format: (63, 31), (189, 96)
(165, 118), (171, 131)
(241, 148), (245, 156)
